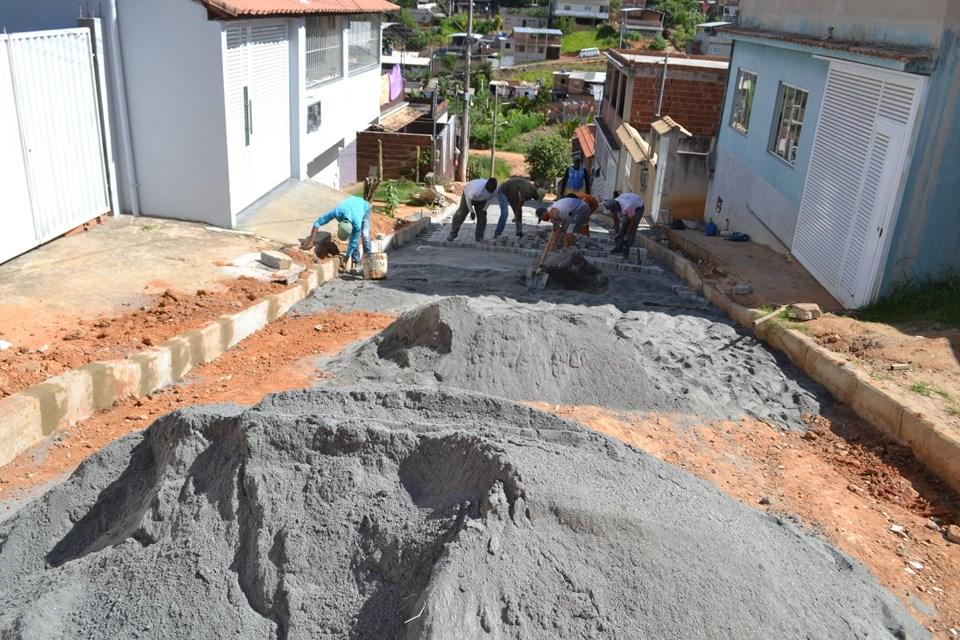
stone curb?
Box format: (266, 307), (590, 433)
(0, 217), (432, 468)
(635, 232), (960, 496)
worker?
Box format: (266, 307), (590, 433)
(447, 177), (498, 242)
(604, 192), (645, 254)
(560, 192), (599, 236)
(557, 156), (590, 196)
(535, 196), (591, 248)
(300, 195), (372, 272)
(494, 177), (546, 239)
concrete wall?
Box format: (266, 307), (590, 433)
(663, 150), (711, 220)
(738, 0), (949, 48)
(707, 40), (827, 251)
(119, 0), (232, 226)
(880, 16), (960, 293)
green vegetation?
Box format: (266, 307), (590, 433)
(524, 135), (569, 184)
(560, 24), (619, 54)
(374, 179), (420, 204)
(651, 0), (704, 48)
(555, 16), (575, 35)
(467, 155), (512, 182)
(909, 382), (951, 400)
(650, 34), (669, 50)
(503, 61), (606, 86)
(503, 122), (561, 153)
(947, 406), (960, 417)
(858, 271), (960, 328)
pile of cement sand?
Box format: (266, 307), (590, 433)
(325, 296), (818, 429)
(0, 388), (922, 639)
(540, 248), (608, 291)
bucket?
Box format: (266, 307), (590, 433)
(362, 252), (388, 280)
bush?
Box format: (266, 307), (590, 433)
(650, 34), (668, 50)
(524, 135), (569, 184)
(555, 16), (575, 34)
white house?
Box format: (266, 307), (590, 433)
(551, 0), (609, 23)
(0, 0), (397, 228)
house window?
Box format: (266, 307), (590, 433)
(517, 44), (526, 52)
(348, 14), (380, 73)
(564, 5), (572, 10)
(539, 46), (545, 53)
(307, 101), (322, 133)
(769, 83), (808, 165)
(617, 74), (627, 118)
(305, 16), (342, 87)
(599, 5), (608, 11)
(729, 68), (756, 134)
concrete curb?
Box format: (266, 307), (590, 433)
(635, 232), (960, 496)
(0, 217), (432, 468)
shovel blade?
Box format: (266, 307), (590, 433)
(525, 267), (549, 290)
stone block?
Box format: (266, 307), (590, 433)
(225, 300), (271, 348)
(732, 283), (752, 296)
(81, 360), (143, 410)
(790, 303), (823, 321)
(850, 377), (902, 438)
(260, 250), (292, 270)
(0, 394), (43, 467)
(803, 347), (860, 404)
(132, 348), (174, 395)
(899, 409), (960, 495)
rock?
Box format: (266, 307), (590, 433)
(801, 431), (818, 441)
(890, 524), (906, 535)
(161, 289), (179, 302)
(906, 560), (924, 572)
(789, 303), (823, 321)
(732, 283), (752, 296)
(142, 336), (154, 347)
(945, 524), (960, 544)
(888, 363), (911, 371)
(314, 324), (325, 332)
(0, 340), (11, 351)
(925, 519), (939, 531)
(260, 250), (293, 270)
(63, 329), (85, 341)
(758, 496), (772, 506)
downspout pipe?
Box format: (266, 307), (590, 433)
(103, 0), (140, 215)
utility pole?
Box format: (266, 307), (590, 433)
(655, 53), (668, 117)
(489, 87), (498, 177)
(457, 0), (474, 182)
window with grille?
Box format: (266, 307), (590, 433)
(769, 83), (808, 165)
(349, 15), (380, 73)
(729, 68), (756, 134)
(306, 16), (341, 88)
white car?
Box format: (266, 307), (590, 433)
(578, 47), (600, 58)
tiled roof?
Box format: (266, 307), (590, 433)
(574, 124), (595, 158)
(202, 0), (399, 17)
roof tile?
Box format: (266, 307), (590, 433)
(202, 0), (399, 17)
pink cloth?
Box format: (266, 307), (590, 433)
(388, 64), (404, 101)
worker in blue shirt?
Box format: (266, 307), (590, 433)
(300, 195), (372, 270)
(558, 156), (590, 196)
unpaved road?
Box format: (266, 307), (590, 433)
(1, 224), (958, 636)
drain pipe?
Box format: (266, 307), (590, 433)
(654, 53), (668, 118)
(103, 0), (140, 215)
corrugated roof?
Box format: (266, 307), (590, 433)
(379, 104), (429, 131)
(202, 0), (399, 17)
(568, 71), (605, 82)
(512, 26), (563, 35)
(612, 51), (729, 70)
(574, 124), (595, 159)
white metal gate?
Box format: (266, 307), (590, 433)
(0, 28), (109, 264)
(792, 60), (925, 308)
(225, 22), (291, 216)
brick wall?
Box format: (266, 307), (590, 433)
(356, 130), (433, 180)
(627, 67), (727, 137)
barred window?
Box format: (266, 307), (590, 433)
(306, 16), (341, 88)
(348, 15), (380, 73)
(729, 68), (756, 134)
(770, 83), (808, 165)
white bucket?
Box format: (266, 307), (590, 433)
(362, 252), (388, 280)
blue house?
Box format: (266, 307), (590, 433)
(707, 0), (959, 308)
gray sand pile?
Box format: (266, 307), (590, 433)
(0, 388), (922, 639)
(541, 248), (608, 291)
(326, 296), (818, 429)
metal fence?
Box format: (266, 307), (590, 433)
(0, 28), (109, 264)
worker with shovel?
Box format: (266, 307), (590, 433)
(447, 177), (498, 242)
(494, 177), (546, 239)
(535, 197), (591, 248)
(300, 195), (372, 273)
(605, 192), (645, 255)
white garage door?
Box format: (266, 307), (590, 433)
(792, 60), (925, 308)
(225, 22), (291, 217)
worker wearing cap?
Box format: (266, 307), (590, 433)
(604, 192), (645, 254)
(535, 197), (591, 247)
(494, 177), (546, 239)
(558, 156), (591, 196)
(448, 177), (498, 242)
(301, 195), (372, 271)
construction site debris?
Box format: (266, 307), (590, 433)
(259, 250), (293, 270)
(790, 303), (823, 321)
(0, 387), (925, 639)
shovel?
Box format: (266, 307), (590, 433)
(525, 228), (562, 289)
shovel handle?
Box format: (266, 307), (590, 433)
(537, 228), (562, 269)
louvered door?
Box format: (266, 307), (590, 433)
(224, 22), (290, 217)
(792, 60), (925, 308)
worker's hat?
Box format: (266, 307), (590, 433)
(337, 219), (353, 241)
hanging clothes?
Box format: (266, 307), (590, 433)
(388, 64), (404, 101)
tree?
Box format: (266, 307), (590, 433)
(652, 0), (704, 48)
(525, 135), (570, 184)
(555, 16), (575, 34)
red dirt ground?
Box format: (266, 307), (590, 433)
(533, 403), (960, 637)
(0, 309), (394, 500)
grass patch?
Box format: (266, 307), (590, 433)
(467, 155), (512, 182)
(910, 381), (952, 400)
(947, 406), (960, 417)
(140, 224), (158, 232)
(858, 272), (960, 328)
(374, 179), (420, 204)
(561, 24), (619, 54)
(508, 62), (606, 86)
(502, 123), (561, 154)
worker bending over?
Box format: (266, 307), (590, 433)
(535, 197), (591, 247)
(604, 192), (645, 254)
(301, 195), (372, 272)
(448, 177), (498, 242)
(560, 192), (599, 236)
(494, 177), (546, 238)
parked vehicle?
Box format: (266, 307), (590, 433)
(578, 47), (600, 58)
